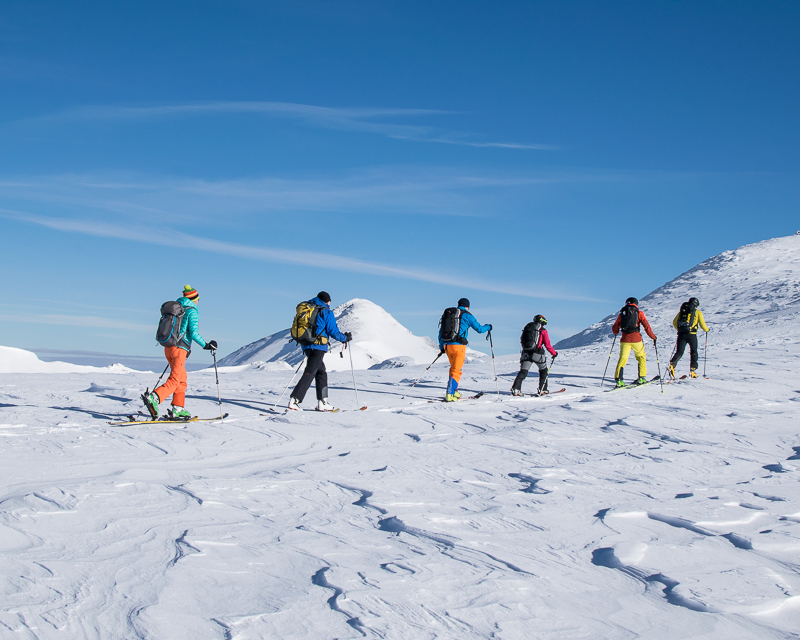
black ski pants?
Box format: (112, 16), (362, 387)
(291, 349), (329, 403)
(670, 333), (699, 370)
(512, 351), (548, 392)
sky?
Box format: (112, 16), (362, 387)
(1, 0), (798, 362)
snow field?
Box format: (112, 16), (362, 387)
(1, 340), (799, 639)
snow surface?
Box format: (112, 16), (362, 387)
(218, 298), (444, 371)
(1, 236), (799, 639)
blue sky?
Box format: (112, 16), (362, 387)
(1, 0), (798, 360)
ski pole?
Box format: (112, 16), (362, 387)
(211, 349), (224, 419)
(668, 337), (678, 379)
(487, 330), (500, 399)
(600, 334), (617, 387)
(653, 338), (664, 394)
(271, 357), (305, 411)
(346, 342), (366, 410)
(402, 351), (443, 400)
(541, 355), (556, 393)
(153, 363), (169, 389)
(704, 331), (709, 378)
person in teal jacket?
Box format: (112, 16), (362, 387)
(143, 285), (217, 420)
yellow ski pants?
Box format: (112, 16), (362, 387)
(615, 341), (647, 378)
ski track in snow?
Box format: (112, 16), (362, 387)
(2, 343), (799, 639)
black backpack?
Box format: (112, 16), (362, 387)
(676, 301), (696, 334)
(439, 307), (469, 345)
(619, 304), (640, 334)
(521, 321), (544, 353)
(156, 301), (185, 347)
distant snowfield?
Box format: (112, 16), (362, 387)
(0, 345), (136, 374)
(1, 236), (799, 639)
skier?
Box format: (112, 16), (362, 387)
(668, 297), (709, 378)
(438, 298), (492, 402)
(288, 291), (352, 412)
(511, 314), (558, 396)
(612, 297), (656, 388)
(143, 285), (217, 419)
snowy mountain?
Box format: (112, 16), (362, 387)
(218, 298), (441, 371)
(556, 233), (800, 350)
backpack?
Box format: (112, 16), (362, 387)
(521, 321), (544, 353)
(676, 301), (696, 334)
(619, 304), (640, 334)
(291, 301), (329, 346)
(439, 307), (469, 345)
(156, 301), (185, 347)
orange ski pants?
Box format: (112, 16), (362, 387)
(444, 344), (467, 383)
(155, 346), (188, 407)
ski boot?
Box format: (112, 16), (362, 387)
(690, 369), (698, 378)
(445, 393), (458, 402)
(316, 400), (336, 412)
(667, 364), (675, 379)
(537, 389), (549, 396)
(168, 406), (192, 420)
(510, 388), (522, 397)
(287, 397), (302, 411)
(614, 379), (625, 389)
(636, 376), (648, 385)
(141, 390), (159, 418)
(453, 390), (461, 399)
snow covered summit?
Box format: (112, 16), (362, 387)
(218, 298), (439, 371)
(557, 233), (800, 349)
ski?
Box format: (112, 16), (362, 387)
(429, 391), (485, 403)
(604, 375), (660, 392)
(108, 412), (229, 426)
(261, 408), (341, 415)
(664, 375), (688, 384)
(507, 388), (566, 399)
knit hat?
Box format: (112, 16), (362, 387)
(458, 298), (470, 308)
(317, 291), (331, 304)
(183, 285), (199, 300)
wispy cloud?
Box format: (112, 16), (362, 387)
(14, 100), (560, 151)
(0, 208), (603, 303)
(0, 167), (617, 227)
(0, 312), (151, 332)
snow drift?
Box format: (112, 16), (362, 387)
(218, 298), (440, 371)
(556, 233), (800, 349)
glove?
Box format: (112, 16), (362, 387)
(344, 332), (353, 343)
(204, 340), (217, 351)
(439, 348), (445, 355)
(653, 337), (657, 344)
(553, 351), (558, 359)
(487, 324), (493, 331)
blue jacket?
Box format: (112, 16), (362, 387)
(304, 297), (348, 352)
(439, 306), (491, 349)
(177, 297), (207, 353)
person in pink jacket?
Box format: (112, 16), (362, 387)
(511, 314), (558, 396)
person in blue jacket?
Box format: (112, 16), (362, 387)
(289, 291), (352, 411)
(438, 298), (491, 402)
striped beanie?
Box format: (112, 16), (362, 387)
(182, 285), (199, 300)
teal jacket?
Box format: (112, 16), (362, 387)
(177, 297), (207, 353)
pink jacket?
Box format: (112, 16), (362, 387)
(538, 329), (557, 357)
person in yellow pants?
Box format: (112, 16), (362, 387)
(612, 297), (657, 388)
